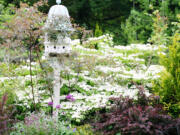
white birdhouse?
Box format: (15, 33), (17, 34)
(43, 1), (74, 118)
(43, 1), (73, 57)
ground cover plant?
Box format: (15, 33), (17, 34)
(10, 112), (75, 135)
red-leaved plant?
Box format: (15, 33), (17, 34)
(93, 83), (180, 135)
(0, 94), (16, 135)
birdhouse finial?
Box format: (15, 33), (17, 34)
(56, 0), (61, 5)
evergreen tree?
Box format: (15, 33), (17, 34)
(153, 17), (180, 116)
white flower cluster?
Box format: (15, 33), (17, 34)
(0, 34), (166, 121)
(57, 37), (166, 120)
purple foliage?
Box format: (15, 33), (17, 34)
(93, 84), (180, 135)
(0, 94), (16, 134)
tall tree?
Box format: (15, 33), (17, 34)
(0, 3), (45, 110)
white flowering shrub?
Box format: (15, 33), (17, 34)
(0, 32), (164, 123)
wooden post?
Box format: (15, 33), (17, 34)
(49, 57), (63, 118)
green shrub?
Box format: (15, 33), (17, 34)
(153, 33), (180, 117)
(83, 40), (101, 50)
(74, 124), (101, 135)
(94, 23), (103, 37)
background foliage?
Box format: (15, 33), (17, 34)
(1, 0), (179, 44)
